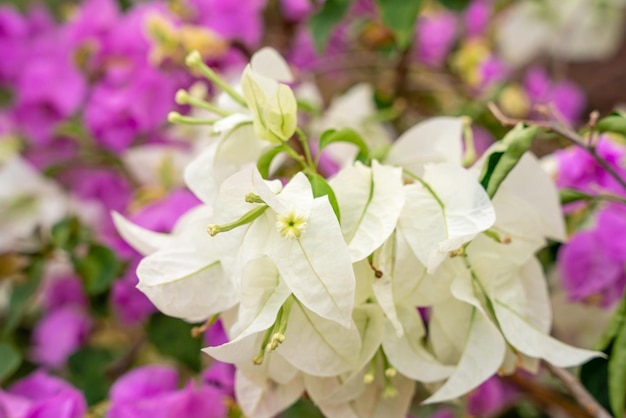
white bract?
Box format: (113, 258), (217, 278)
(117, 49), (602, 417)
(0, 156), (68, 253)
(497, 0), (626, 66)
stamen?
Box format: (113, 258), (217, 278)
(207, 205), (268, 236)
(175, 89), (232, 117)
(168, 111), (219, 125)
(185, 50), (247, 107)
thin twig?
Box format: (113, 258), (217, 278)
(504, 372), (592, 418)
(543, 362), (613, 418)
(488, 102), (626, 193)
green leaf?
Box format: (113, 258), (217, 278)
(479, 124), (538, 198)
(597, 114), (626, 137)
(74, 244), (121, 295)
(3, 258), (45, 335)
(257, 145), (285, 179)
(559, 188), (595, 205)
(436, 0), (471, 11)
(318, 128), (369, 163)
(375, 0), (423, 49)
(596, 296), (626, 350)
(0, 342), (22, 382)
(308, 173), (341, 222)
(147, 314), (202, 371)
(309, 0), (353, 53)
(609, 320), (626, 417)
(282, 398), (325, 418)
(51, 217), (91, 251)
(68, 347), (116, 406)
(580, 356), (612, 415)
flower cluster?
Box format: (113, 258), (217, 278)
(1, 0), (624, 417)
(118, 48), (599, 418)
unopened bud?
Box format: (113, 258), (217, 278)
(384, 367), (397, 378)
(245, 193), (265, 204)
(363, 373), (375, 384)
(185, 50), (202, 67)
(175, 89), (190, 105)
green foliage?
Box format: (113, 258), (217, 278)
(309, 0), (353, 53)
(580, 355), (612, 415)
(318, 128), (369, 163)
(436, 0), (472, 11)
(51, 217), (91, 252)
(559, 188), (595, 205)
(73, 244), (122, 295)
(257, 145), (286, 179)
(479, 124), (538, 198)
(609, 325), (626, 418)
(597, 112), (626, 137)
(282, 398), (325, 417)
(307, 173), (341, 222)
(147, 314), (203, 371)
(68, 347), (117, 406)
(581, 297), (626, 417)
(0, 342), (22, 383)
(2, 258), (45, 335)
(375, 0), (423, 49)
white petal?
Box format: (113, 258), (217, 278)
(137, 246), (237, 322)
(268, 196), (355, 327)
(111, 212), (172, 255)
(230, 256), (291, 339)
(274, 171), (313, 218)
(382, 305), (454, 382)
(330, 161), (404, 261)
(496, 153), (566, 241)
(385, 117), (463, 174)
(235, 370), (303, 418)
(278, 300), (361, 377)
(305, 304), (385, 405)
(212, 113), (252, 133)
(372, 236), (404, 337)
(184, 142), (220, 205)
(250, 47), (294, 83)
(424, 307), (506, 404)
(214, 166), (281, 223)
(494, 300), (601, 367)
(399, 163), (495, 272)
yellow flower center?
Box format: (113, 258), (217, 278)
(276, 210), (308, 239)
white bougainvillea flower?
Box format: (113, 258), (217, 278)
(0, 156), (68, 253)
(210, 166), (356, 327)
(241, 47), (297, 144)
(398, 162), (495, 273)
(330, 160), (405, 262)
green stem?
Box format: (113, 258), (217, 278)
(296, 127), (315, 170)
(186, 51), (247, 107)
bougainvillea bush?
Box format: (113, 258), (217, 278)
(1, 0), (626, 417)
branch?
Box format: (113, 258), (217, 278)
(543, 362), (613, 418)
(504, 372), (592, 418)
(488, 102), (626, 193)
